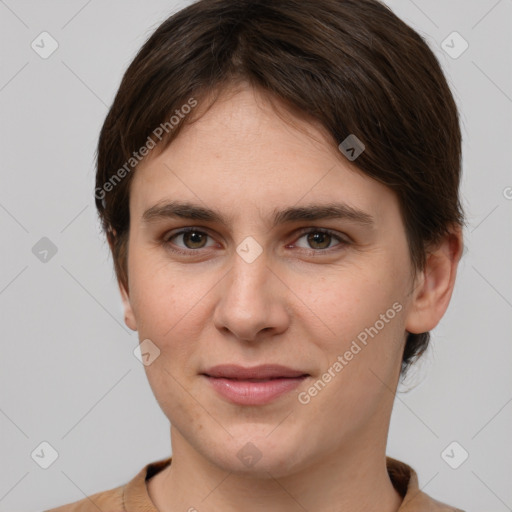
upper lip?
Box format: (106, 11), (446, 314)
(202, 364), (309, 380)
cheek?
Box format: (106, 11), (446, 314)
(128, 262), (207, 412)
(299, 267), (406, 439)
(127, 249), (223, 372)
(128, 250), (181, 337)
(302, 259), (407, 349)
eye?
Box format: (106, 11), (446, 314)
(292, 228), (348, 251)
(164, 228), (217, 254)
(162, 227), (349, 257)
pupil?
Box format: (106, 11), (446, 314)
(186, 231), (205, 248)
(309, 232), (330, 249)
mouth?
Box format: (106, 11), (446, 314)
(201, 364), (309, 405)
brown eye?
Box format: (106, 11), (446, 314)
(306, 231), (332, 250)
(293, 229), (347, 251)
(181, 230), (208, 249)
(165, 228), (215, 253)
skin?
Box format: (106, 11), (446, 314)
(117, 83), (463, 512)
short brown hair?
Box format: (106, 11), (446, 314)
(95, 0), (465, 377)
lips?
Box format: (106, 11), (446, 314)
(203, 364), (308, 380)
(201, 364), (309, 405)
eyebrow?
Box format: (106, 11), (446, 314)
(142, 200), (375, 228)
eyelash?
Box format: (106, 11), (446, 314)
(162, 227), (350, 256)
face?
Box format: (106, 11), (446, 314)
(120, 84), (425, 477)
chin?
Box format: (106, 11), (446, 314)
(204, 428), (307, 478)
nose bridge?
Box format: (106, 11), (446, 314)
(226, 242), (271, 309)
(213, 239), (287, 340)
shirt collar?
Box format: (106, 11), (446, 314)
(122, 456), (461, 511)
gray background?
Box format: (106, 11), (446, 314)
(0, 0), (511, 510)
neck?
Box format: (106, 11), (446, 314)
(148, 429), (403, 512)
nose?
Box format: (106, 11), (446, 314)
(212, 246), (290, 343)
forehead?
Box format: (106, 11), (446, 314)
(129, 85), (398, 227)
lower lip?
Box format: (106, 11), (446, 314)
(204, 376), (307, 405)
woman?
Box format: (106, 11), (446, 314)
(47, 0), (466, 510)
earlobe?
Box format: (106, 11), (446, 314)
(119, 281), (138, 331)
(108, 230), (136, 331)
(405, 226), (463, 334)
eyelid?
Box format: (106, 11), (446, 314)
(163, 226), (352, 248)
(163, 226), (350, 255)
(292, 227), (351, 244)
(164, 227), (218, 248)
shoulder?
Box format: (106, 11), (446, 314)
(386, 456), (466, 512)
(42, 484), (125, 512)
(400, 490), (466, 512)
(42, 456), (171, 512)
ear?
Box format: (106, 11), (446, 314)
(405, 225), (464, 334)
(119, 280), (138, 331)
(107, 228), (138, 332)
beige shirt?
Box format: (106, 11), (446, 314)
(44, 456), (465, 511)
